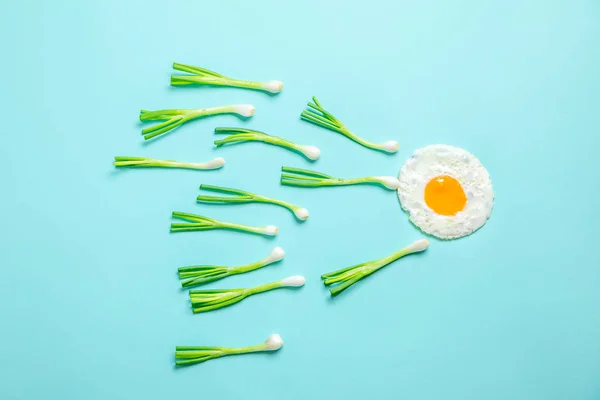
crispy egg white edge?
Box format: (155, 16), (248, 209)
(397, 144), (495, 240)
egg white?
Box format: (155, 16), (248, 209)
(397, 144), (494, 239)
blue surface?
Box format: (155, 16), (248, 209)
(1, 1), (599, 399)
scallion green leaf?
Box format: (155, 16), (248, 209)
(170, 211), (278, 236)
(280, 166), (400, 190)
(301, 96), (399, 153)
(113, 156), (225, 170)
(175, 334), (284, 367)
(171, 63), (283, 94)
(322, 239), (429, 296)
(140, 105), (255, 141)
(197, 184), (309, 221)
(189, 275), (305, 313)
(178, 247), (285, 288)
(214, 127), (320, 160)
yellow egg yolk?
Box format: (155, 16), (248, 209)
(424, 175), (467, 216)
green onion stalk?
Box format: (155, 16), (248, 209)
(175, 334), (284, 367)
(197, 184), (309, 221)
(214, 127), (320, 161)
(170, 212), (278, 236)
(301, 96), (398, 153)
(178, 247), (285, 288)
(140, 104), (255, 141)
(280, 166), (400, 190)
(189, 275), (305, 313)
(113, 156), (225, 170)
(322, 239), (429, 296)
(171, 63), (283, 94)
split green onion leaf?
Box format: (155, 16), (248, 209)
(170, 211), (278, 236)
(322, 239), (429, 296)
(140, 104), (255, 141)
(280, 166), (400, 190)
(171, 63), (283, 94)
(175, 334), (284, 367)
(197, 184), (309, 221)
(301, 96), (398, 153)
(214, 127), (320, 161)
(113, 156), (225, 170)
(189, 275), (305, 313)
(178, 247), (285, 288)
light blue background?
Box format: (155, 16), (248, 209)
(1, 1), (599, 399)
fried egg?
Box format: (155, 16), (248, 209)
(397, 144), (494, 239)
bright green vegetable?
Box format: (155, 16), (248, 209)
(189, 275), (305, 313)
(280, 166), (400, 191)
(322, 239), (429, 296)
(170, 211), (278, 236)
(214, 127), (320, 161)
(175, 334), (284, 367)
(171, 63), (283, 94)
(178, 247), (285, 288)
(140, 105), (255, 141)
(197, 184), (309, 221)
(301, 96), (398, 153)
(113, 156), (225, 170)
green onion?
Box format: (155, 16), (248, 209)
(140, 104), (255, 141)
(301, 96), (398, 153)
(113, 156), (225, 170)
(280, 166), (400, 190)
(197, 184), (309, 221)
(175, 334), (284, 367)
(178, 247), (285, 288)
(189, 275), (305, 313)
(322, 239), (429, 296)
(213, 127), (320, 161)
(171, 63), (283, 94)
(170, 211), (278, 236)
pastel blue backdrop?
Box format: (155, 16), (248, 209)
(1, 1), (599, 399)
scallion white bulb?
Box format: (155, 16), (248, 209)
(264, 81), (284, 93)
(375, 176), (401, 190)
(380, 140), (399, 153)
(280, 275), (306, 287)
(233, 104), (256, 117)
(293, 207), (309, 221)
(297, 145), (321, 161)
(260, 225), (279, 236)
(264, 247), (285, 263)
(406, 239), (429, 253)
(202, 157), (226, 169)
(264, 334), (284, 350)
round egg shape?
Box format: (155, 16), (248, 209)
(397, 144), (494, 240)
